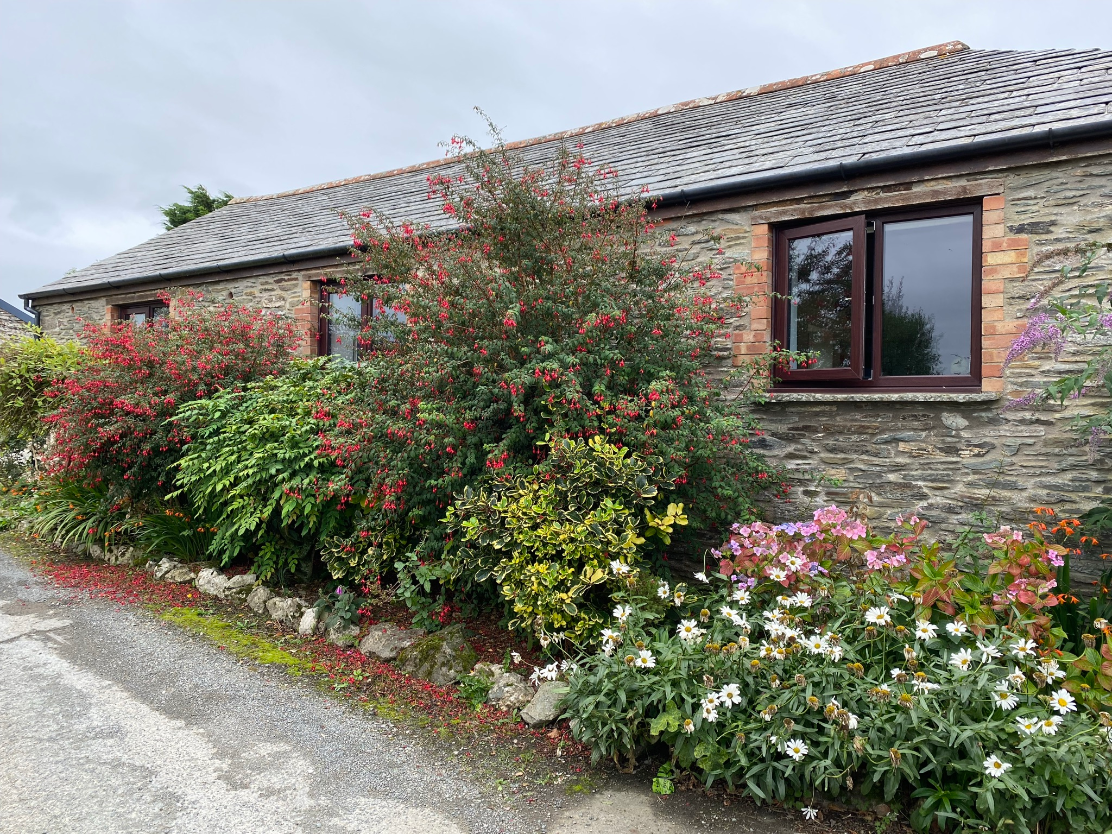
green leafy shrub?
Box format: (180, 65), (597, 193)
(22, 480), (130, 551)
(47, 294), (299, 502)
(320, 127), (798, 609)
(312, 583), (365, 630)
(564, 508), (1112, 832)
(172, 358), (357, 581)
(0, 330), (84, 479)
(445, 435), (666, 644)
(127, 504), (214, 563)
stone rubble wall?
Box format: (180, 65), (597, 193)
(0, 307), (30, 342)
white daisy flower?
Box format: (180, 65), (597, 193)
(983, 754), (1011, 778)
(912, 678), (939, 694)
(783, 555), (805, 572)
(682, 718), (695, 734)
(887, 592), (910, 603)
(719, 605), (738, 621)
(824, 645), (844, 662)
(801, 806), (819, 821)
(991, 686), (1019, 711)
(766, 567), (788, 582)
(1049, 688), (1076, 715)
(730, 614), (747, 627)
(609, 559), (630, 575)
(702, 692), (721, 710)
(1041, 715), (1063, 735)
(702, 704), (718, 722)
(789, 592), (813, 608)
(875, 683), (892, 696)
(914, 620), (939, 640)
(759, 642), (775, 658)
(950, 648), (974, 672)
(600, 627), (621, 645)
(613, 604), (632, 623)
(656, 582), (671, 600)
(719, 683), (742, 706)
(673, 590), (685, 606)
(772, 646), (787, 661)
(694, 571), (709, 583)
(1041, 660), (1066, 682)
(805, 634), (829, 654)
(737, 635), (751, 650)
(731, 587), (751, 605)
(1015, 716), (1040, 735)
(635, 649), (656, 669)
(1011, 638), (1037, 658)
(864, 606), (892, 626)
(945, 620), (968, 638)
(1005, 668), (1026, 688)
(676, 619), (704, 643)
(783, 738), (808, 762)
(977, 642), (1003, 662)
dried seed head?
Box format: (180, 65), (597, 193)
(783, 718), (795, 733)
(864, 626), (878, 640)
(749, 659), (761, 672)
(699, 609), (711, 623)
(889, 748), (902, 768)
(853, 736), (866, 755)
(1098, 712), (1112, 728)
(898, 692), (915, 708)
(703, 674), (715, 688)
(807, 695), (820, 710)
(903, 645), (917, 662)
(635, 640), (646, 650)
(1083, 633), (1096, 648)
(794, 674), (807, 687)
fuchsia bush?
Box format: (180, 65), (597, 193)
(46, 294), (299, 501)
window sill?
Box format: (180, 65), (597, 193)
(762, 391), (1001, 404)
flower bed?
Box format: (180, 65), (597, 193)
(563, 507), (1112, 831)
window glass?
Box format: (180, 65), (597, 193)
(881, 215), (973, 377)
(326, 292), (363, 363)
(787, 230), (854, 370)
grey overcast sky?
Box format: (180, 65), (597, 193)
(2, 0), (1110, 305)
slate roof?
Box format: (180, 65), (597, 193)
(24, 43), (1112, 300)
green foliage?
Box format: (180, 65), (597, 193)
(159, 185), (233, 230)
(0, 330), (84, 477)
(564, 508), (1112, 833)
(22, 480), (129, 550)
(321, 126), (783, 612)
(457, 670), (494, 708)
(172, 358), (357, 582)
(126, 505), (214, 562)
(312, 583), (365, 630)
(445, 435), (665, 643)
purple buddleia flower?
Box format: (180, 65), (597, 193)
(1001, 390), (1042, 412)
(1089, 426), (1109, 463)
(1100, 312), (1112, 329)
(1003, 314), (1066, 368)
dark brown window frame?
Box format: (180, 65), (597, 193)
(317, 283), (371, 359)
(772, 201), (982, 393)
(121, 301), (170, 324)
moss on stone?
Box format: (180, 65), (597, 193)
(159, 607), (312, 674)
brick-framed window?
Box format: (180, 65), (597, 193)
(735, 193), (1028, 394)
(318, 283), (370, 362)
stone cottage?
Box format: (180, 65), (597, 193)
(20, 42), (1112, 552)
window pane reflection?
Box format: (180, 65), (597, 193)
(881, 215), (973, 377)
(326, 293), (363, 363)
(787, 230), (854, 369)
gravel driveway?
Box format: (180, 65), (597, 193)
(0, 548), (796, 834)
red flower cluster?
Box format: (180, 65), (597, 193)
(45, 294), (299, 500)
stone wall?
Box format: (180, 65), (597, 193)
(0, 307), (29, 342)
(33, 264), (344, 357)
(658, 151), (1112, 583)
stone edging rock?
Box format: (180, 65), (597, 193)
(137, 560), (564, 723)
